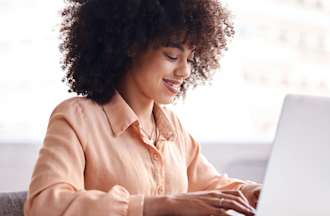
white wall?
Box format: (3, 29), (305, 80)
(0, 142), (271, 192)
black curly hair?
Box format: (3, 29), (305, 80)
(60, 0), (234, 104)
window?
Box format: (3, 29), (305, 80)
(1, 0), (330, 143)
(171, 0), (330, 142)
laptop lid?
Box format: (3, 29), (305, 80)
(256, 94), (330, 216)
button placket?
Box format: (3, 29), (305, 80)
(149, 150), (165, 194)
(157, 186), (164, 194)
(152, 153), (160, 161)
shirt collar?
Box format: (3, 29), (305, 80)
(153, 103), (176, 141)
(102, 91), (139, 137)
(102, 91), (176, 141)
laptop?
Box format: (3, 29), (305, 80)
(229, 94), (330, 216)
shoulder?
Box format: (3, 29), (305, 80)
(47, 97), (103, 146)
(48, 97), (105, 129)
(51, 96), (100, 117)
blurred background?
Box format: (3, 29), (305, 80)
(1, 0), (330, 191)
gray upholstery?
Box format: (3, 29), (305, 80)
(0, 191), (26, 216)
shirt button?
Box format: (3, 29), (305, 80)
(152, 153), (159, 161)
(157, 187), (164, 194)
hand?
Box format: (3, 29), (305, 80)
(165, 190), (255, 216)
(239, 184), (262, 208)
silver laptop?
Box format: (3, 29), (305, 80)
(229, 94), (330, 216)
(257, 94), (330, 216)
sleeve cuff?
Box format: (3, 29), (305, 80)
(128, 194), (144, 216)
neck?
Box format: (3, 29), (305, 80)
(117, 76), (154, 125)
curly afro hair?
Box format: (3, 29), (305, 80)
(60, 0), (234, 104)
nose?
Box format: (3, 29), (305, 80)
(174, 61), (191, 80)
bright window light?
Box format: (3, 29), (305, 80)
(1, 0), (330, 144)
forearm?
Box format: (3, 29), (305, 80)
(143, 195), (172, 216)
(25, 184), (144, 216)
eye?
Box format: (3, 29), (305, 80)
(187, 58), (194, 64)
(164, 52), (178, 61)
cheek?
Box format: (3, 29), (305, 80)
(146, 61), (174, 85)
(160, 60), (176, 74)
(133, 54), (177, 96)
(134, 68), (160, 94)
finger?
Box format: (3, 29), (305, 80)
(221, 190), (249, 204)
(255, 188), (261, 200)
(217, 192), (254, 211)
(252, 195), (259, 209)
(208, 191), (255, 213)
(214, 208), (231, 216)
(209, 208), (230, 216)
(216, 193), (252, 211)
(219, 199), (255, 216)
(251, 189), (261, 208)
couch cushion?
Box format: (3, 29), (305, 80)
(0, 191), (26, 216)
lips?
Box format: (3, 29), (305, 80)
(162, 78), (182, 94)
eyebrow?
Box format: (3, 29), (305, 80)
(165, 42), (185, 52)
(165, 42), (195, 55)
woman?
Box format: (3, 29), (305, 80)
(24, 0), (261, 215)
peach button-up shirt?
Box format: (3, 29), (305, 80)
(24, 92), (245, 216)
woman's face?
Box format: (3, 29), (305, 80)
(125, 43), (193, 104)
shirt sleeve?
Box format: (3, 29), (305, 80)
(24, 101), (144, 216)
(186, 134), (246, 192)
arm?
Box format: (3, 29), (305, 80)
(24, 102), (143, 216)
(186, 135), (262, 209)
(186, 135), (246, 192)
(186, 134), (262, 208)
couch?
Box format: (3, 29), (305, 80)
(0, 191), (26, 216)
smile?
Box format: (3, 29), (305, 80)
(162, 78), (182, 94)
